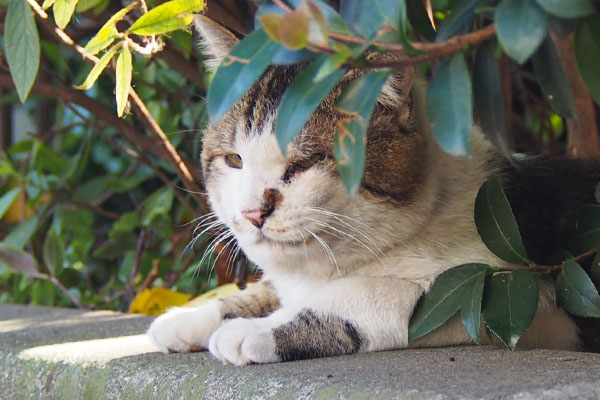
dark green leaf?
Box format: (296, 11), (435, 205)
(565, 205), (600, 256)
(5, 0), (41, 103)
(460, 268), (486, 344)
(4, 215), (39, 249)
(556, 259), (600, 318)
(495, 0), (548, 64)
(110, 212), (140, 238)
(333, 70), (390, 195)
(207, 29), (280, 124)
(535, 0), (594, 18)
(31, 279), (55, 306)
(575, 16), (600, 106)
(93, 232), (137, 260)
(482, 270), (539, 350)
(275, 55), (345, 152)
(409, 263), (490, 343)
(531, 37), (577, 118)
(0, 188), (21, 220)
(341, 0), (405, 38)
(475, 176), (529, 264)
(473, 40), (510, 158)
(43, 229), (64, 276)
(128, 0), (204, 35)
(436, 0), (484, 42)
(407, 0), (436, 41)
(591, 251), (600, 288)
(427, 52), (472, 156)
(0, 242), (45, 278)
(141, 187), (174, 226)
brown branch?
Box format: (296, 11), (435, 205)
(140, 259), (161, 290)
(500, 244), (600, 273)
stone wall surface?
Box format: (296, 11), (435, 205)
(2, 304), (600, 399)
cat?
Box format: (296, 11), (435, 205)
(147, 15), (600, 365)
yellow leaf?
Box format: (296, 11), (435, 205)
(115, 44), (132, 117)
(74, 43), (120, 90)
(129, 288), (190, 315)
(184, 283), (252, 307)
(53, 0), (78, 29)
(84, 2), (138, 55)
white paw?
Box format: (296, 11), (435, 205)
(208, 318), (280, 365)
(147, 302), (222, 353)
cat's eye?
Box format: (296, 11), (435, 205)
(296, 153), (323, 169)
(224, 153), (243, 169)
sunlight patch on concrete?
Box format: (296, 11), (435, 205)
(18, 334), (157, 365)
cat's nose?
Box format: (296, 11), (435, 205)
(241, 207), (273, 229)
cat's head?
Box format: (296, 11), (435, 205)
(195, 16), (431, 277)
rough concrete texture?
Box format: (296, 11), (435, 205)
(2, 304), (600, 400)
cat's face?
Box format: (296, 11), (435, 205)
(195, 18), (428, 276)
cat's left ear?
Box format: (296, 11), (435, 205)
(194, 15), (239, 70)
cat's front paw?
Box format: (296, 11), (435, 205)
(147, 302), (222, 353)
(208, 318), (280, 365)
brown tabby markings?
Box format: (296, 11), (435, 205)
(220, 281), (279, 320)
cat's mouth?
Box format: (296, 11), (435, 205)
(255, 231), (313, 247)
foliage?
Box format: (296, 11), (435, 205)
(0, 0), (599, 344)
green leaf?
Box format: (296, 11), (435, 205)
(53, 0), (78, 29)
(84, 2), (137, 55)
(75, 0), (102, 12)
(93, 232), (137, 260)
(5, 0), (41, 103)
(565, 205), (600, 255)
(341, 0), (405, 38)
(41, 0), (55, 10)
(275, 55), (345, 153)
(409, 263), (490, 343)
(534, 0), (594, 18)
(75, 44), (120, 90)
(475, 176), (529, 264)
(427, 52), (472, 156)
(0, 243), (44, 278)
(141, 187), (174, 226)
(482, 270), (539, 350)
(495, 0), (549, 64)
(116, 44), (132, 117)
(0, 188), (21, 220)
(591, 251), (600, 288)
(460, 268), (487, 344)
(43, 229), (64, 276)
(531, 37), (577, 118)
(407, 0), (436, 41)
(128, 0), (204, 35)
(575, 16), (600, 106)
(4, 215), (39, 249)
(473, 40), (510, 158)
(435, 0), (484, 42)
(556, 259), (600, 318)
(334, 70), (390, 195)
(110, 212), (140, 238)
(313, 47), (351, 82)
(207, 28), (281, 124)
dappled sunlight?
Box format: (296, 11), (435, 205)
(18, 334), (157, 365)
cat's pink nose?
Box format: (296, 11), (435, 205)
(242, 208), (271, 228)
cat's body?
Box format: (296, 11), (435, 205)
(147, 16), (600, 365)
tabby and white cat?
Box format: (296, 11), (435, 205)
(147, 16), (598, 365)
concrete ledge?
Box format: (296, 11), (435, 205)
(2, 304), (600, 399)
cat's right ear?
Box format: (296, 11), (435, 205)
(194, 15), (239, 70)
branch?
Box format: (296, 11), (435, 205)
(271, 0), (496, 66)
(500, 244), (600, 273)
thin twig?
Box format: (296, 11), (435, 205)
(500, 244), (600, 272)
(140, 259), (161, 290)
(47, 275), (85, 309)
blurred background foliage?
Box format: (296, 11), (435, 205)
(0, 0), (599, 313)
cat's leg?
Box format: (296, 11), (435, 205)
(208, 276), (424, 365)
(147, 280), (279, 353)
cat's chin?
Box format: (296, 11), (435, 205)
(254, 231), (308, 248)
